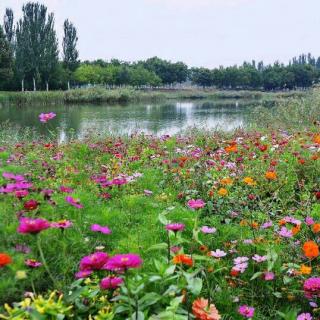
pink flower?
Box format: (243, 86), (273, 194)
(201, 226), (217, 234)
(278, 226), (293, 238)
(232, 263), (248, 273)
(15, 190), (29, 198)
(304, 277), (320, 299)
(91, 224), (112, 234)
(79, 252), (109, 271)
(297, 313), (313, 320)
(17, 218), (50, 234)
(261, 221), (273, 229)
(187, 199), (205, 210)
(252, 254), (267, 263)
(25, 259), (42, 268)
(100, 276), (123, 290)
(144, 190), (153, 196)
(211, 249), (227, 258)
(306, 217), (315, 226)
(51, 220), (73, 229)
(165, 223), (185, 232)
(238, 305), (255, 318)
(75, 270), (93, 279)
(263, 271), (275, 281)
(3, 172), (25, 181)
(65, 196), (83, 209)
(105, 253), (143, 271)
(39, 112), (56, 123)
(59, 186), (73, 193)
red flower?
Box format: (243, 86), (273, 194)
(0, 253), (12, 267)
(23, 199), (39, 211)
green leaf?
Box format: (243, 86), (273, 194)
(250, 272), (263, 281)
(147, 243), (168, 252)
(187, 277), (203, 296)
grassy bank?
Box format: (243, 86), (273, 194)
(0, 87), (308, 106)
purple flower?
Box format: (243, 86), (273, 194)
(39, 112), (56, 123)
(252, 254), (267, 263)
(165, 223), (185, 232)
(100, 276), (123, 290)
(232, 263), (248, 273)
(261, 221), (273, 229)
(278, 226), (293, 238)
(306, 217), (315, 226)
(105, 253), (143, 271)
(91, 224), (112, 234)
(65, 196), (83, 209)
(187, 199), (205, 210)
(304, 277), (320, 299)
(297, 313), (313, 320)
(234, 257), (249, 265)
(200, 226), (217, 234)
(60, 186), (74, 193)
(211, 249), (227, 258)
(238, 305), (255, 318)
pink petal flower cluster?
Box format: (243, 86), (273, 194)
(51, 220), (73, 229)
(17, 218), (50, 234)
(187, 199), (205, 210)
(211, 249), (227, 258)
(201, 226), (217, 234)
(165, 223), (185, 232)
(65, 196), (83, 209)
(238, 305), (255, 318)
(105, 253), (143, 271)
(25, 259), (42, 268)
(79, 252), (109, 271)
(304, 277), (320, 299)
(39, 112), (56, 123)
(232, 257), (249, 273)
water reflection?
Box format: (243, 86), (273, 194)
(0, 99), (259, 141)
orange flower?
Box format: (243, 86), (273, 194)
(313, 134), (320, 144)
(217, 188), (228, 197)
(292, 225), (301, 236)
(225, 144), (238, 153)
(0, 253), (12, 268)
(265, 171), (277, 180)
(303, 241), (319, 259)
(300, 265), (312, 275)
(312, 223), (320, 233)
(192, 298), (221, 320)
(243, 177), (256, 186)
(251, 221), (259, 229)
(173, 254), (193, 267)
(220, 177), (233, 186)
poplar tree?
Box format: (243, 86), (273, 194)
(0, 25), (13, 89)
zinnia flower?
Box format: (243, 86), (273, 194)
(165, 223), (185, 232)
(91, 224), (112, 234)
(105, 253), (142, 271)
(238, 305), (255, 318)
(100, 276), (123, 290)
(192, 298), (221, 320)
(304, 277), (320, 299)
(23, 199), (39, 211)
(79, 252), (109, 271)
(25, 259), (42, 268)
(265, 171), (277, 180)
(17, 218), (50, 234)
(0, 253), (12, 267)
(173, 254), (193, 267)
(187, 199), (205, 210)
(303, 241), (319, 259)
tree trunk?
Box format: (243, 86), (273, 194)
(67, 81), (70, 90)
(33, 78), (36, 91)
(46, 81), (49, 91)
(21, 79), (24, 92)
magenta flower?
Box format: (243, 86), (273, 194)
(75, 270), (93, 279)
(3, 172), (25, 181)
(79, 252), (109, 271)
(51, 220), (73, 229)
(238, 305), (255, 318)
(297, 313), (313, 320)
(17, 218), (50, 234)
(201, 226), (217, 234)
(91, 224), (112, 234)
(25, 259), (42, 268)
(165, 223), (185, 232)
(187, 199), (205, 210)
(65, 196), (83, 209)
(15, 190), (29, 198)
(263, 271), (275, 281)
(304, 277), (320, 299)
(305, 217), (315, 226)
(39, 112), (56, 123)
(100, 276), (123, 290)
(278, 226), (293, 238)
(105, 253), (143, 271)
(59, 186), (73, 193)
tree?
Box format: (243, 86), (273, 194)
(16, 2), (58, 91)
(0, 25), (13, 89)
(3, 8), (14, 47)
(62, 19), (79, 90)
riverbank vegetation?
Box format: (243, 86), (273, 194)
(1, 2), (320, 93)
(0, 106), (320, 318)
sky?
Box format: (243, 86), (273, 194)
(0, 0), (319, 68)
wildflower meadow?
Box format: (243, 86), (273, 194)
(1, 113), (320, 319)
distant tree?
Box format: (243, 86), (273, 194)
(62, 19), (79, 89)
(3, 8), (14, 47)
(190, 68), (213, 87)
(16, 2), (58, 91)
(0, 25), (13, 89)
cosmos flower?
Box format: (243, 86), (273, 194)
(51, 220), (73, 229)
(25, 259), (42, 268)
(211, 249), (227, 258)
(238, 305), (255, 318)
(252, 254), (267, 263)
(17, 218), (50, 234)
(65, 196), (83, 209)
(91, 224), (112, 234)
(201, 226), (217, 234)
(39, 112), (56, 123)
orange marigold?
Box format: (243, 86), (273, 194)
(265, 171), (277, 180)
(192, 298), (221, 320)
(220, 177), (233, 186)
(243, 177), (256, 186)
(300, 265), (312, 275)
(173, 254), (193, 267)
(303, 240), (319, 259)
(313, 134), (320, 144)
(225, 144), (238, 153)
(312, 223), (320, 233)
(0, 253), (12, 267)
(217, 188), (228, 197)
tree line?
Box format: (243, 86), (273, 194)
(0, 2), (320, 91)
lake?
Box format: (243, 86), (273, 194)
(0, 99), (263, 141)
